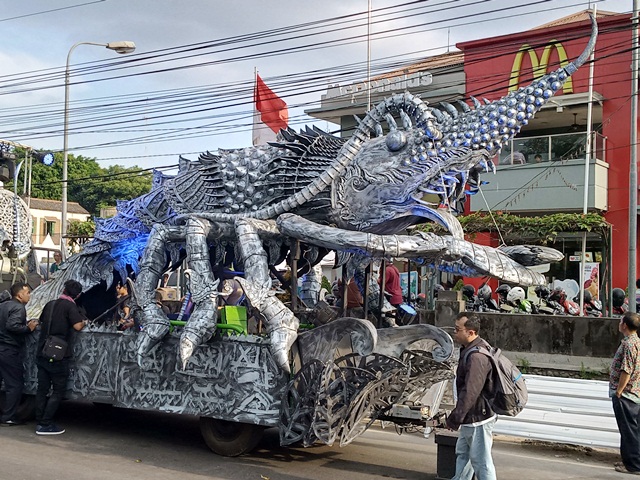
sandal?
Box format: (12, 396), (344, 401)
(615, 465), (640, 475)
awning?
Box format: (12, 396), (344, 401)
(541, 91), (604, 109)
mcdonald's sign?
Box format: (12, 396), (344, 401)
(508, 40), (573, 93)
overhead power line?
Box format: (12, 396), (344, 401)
(0, 0), (634, 179)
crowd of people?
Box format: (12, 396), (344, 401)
(0, 274), (176, 436)
(0, 280), (85, 435)
(324, 262), (405, 326)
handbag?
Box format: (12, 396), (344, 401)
(41, 301), (68, 362)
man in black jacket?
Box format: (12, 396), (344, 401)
(0, 282), (37, 426)
(446, 313), (497, 480)
(35, 279), (86, 435)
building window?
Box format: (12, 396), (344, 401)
(44, 221), (55, 236)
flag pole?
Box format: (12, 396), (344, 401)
(366, 0), (372, 112)
(253, 67), (258, 146)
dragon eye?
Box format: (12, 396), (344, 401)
(385, 131), (407, 152)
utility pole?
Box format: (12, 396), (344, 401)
(629, 0), (639, 312)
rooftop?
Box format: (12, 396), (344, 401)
(531, 9), (622, 30)
(373, 50), (464, 80)
(26, 197), (90, 215)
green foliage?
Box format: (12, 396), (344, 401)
(67, 219), (95, 238)
(321, 275), (332, 293)
(517, 357), (531, 374)
(416, 212), (610, 244)
(13, 149), (152, 216)
(579, 362), (606, 380)
(67, 219), (96, 250)
(70, 164), (152, 216)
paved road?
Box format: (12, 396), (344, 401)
(0, 400), (625, 480)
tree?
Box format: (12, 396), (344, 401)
(67, 219), (96, 250)
(12, 149), (152, 216)
(68, 164), (152, 215)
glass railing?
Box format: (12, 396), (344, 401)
(496, 132), (606, 166)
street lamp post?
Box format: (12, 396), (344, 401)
(62, 40), (135, 257)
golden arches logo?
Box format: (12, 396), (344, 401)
(508, 40), (573, 93)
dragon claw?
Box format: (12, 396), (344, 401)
(136, 304), (171, 367)
(269, 325), (297, 373)
(178, 336), (197, 371)
(235, 276), (299, 373)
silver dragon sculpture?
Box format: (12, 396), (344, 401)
(28, 17), (596, 380)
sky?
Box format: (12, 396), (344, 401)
(0, 0), (632, 174)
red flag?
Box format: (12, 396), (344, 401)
(254, 74), (288, 134)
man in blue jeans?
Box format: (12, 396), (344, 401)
(610, 312), (640, 475)
(446, 313), (497, 480)
(35, 280), (86, 435)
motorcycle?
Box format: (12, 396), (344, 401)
(533, 285), (564, 315)
(549, 287), (580, 316)
(612, 287), (629, 317)
(580, 290), (603, 317)
(475, 284), (500, 312)
(505, 286), (534, 314)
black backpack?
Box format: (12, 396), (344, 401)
(462, 345), (528, 417)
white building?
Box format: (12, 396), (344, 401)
(27, 197), (90, 247)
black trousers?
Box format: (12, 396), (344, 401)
(0, 344), (24, 422)
(612, 395), (640, 472)
(35, 357), (69, 426)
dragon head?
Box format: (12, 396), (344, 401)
(331, 15), (597, 234)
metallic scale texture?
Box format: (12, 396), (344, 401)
(22, 16), (596, 450)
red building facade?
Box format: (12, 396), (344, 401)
(458, 12), (636, 292)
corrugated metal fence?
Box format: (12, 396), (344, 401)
(493, 375), (620, 449)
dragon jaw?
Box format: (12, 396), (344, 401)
(330, 15), (597, 234)
(330, 128), (494, 232)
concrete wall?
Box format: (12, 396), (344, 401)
(418, 290), (620, 373)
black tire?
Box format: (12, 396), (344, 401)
(199, 417), (265, 456)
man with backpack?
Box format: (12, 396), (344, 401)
(446, 313), (497, 480)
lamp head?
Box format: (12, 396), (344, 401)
(106, 41), (136, 54)
(38, 152), (55, 166)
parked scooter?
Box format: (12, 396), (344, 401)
(475, 284), (500, 312)
(496, 284), (512, 311)
(461, 284), (477, 312)
(505, 286), (534, 313)
(534, 285), (564, 315)
(548, 287), (580, 315)
(612, 287), (629, 316)
(580, 290), (603, 317)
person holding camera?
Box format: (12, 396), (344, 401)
(35, 280), (86, 435)
(0, 282), (36, 426)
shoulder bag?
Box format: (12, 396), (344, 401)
(41, 301), (68, 362)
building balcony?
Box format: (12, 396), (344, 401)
(470, 132), (608, 213)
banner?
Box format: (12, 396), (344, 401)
(583, 262), (599, 300)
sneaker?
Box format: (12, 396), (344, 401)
(0, 419), (25, 426)
(35, 424), (65, 435)
(615, 465), (640, 475)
